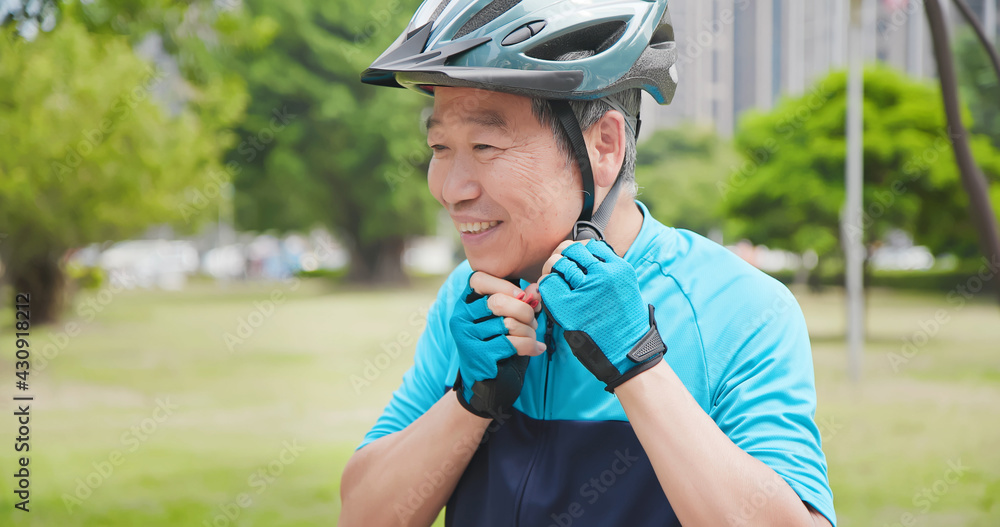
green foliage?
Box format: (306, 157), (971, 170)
(722, 66), (1000, 261)
(766, 267), (994, 293)
(66, 262), (106, 290)
(0, 4), (246, 321)
(217, 0), (438, 279)
(0, 14), (243, 259)
(954, 28), (1000, 149)
(0, 0), (58, 36)
(635, 127), (739, 237)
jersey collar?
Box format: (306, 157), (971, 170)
(622, 200), (676, 269)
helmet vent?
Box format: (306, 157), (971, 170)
(525, 20), (627, 61)
(454, 0), (522, 39)
(428, 0), (453, 27)
(649, 20), (674, 49)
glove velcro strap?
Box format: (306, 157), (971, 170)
(453, 355), (529, 419)
(453, 371), (494, 419)
(564, 304), (667, 393)
(604, 353), (663, 393)
(606, 304), (667, 392)
(627, 305), (667, 363)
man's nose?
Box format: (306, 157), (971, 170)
(440, 154), (481, 205)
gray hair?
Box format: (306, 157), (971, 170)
(530, 88), (641, 198)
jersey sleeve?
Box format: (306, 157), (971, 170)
(707, 280), (837, 527)
(356, 262), (469, 450)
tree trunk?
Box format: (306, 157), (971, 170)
(925, 0), (1000, 305)
(345, 237), (408, 285)
(6, 251), (67, 325)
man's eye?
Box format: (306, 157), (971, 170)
(430, 144), (447, 152)
(473, 144), (494, 151)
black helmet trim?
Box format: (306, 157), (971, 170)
(362, 22), (494, 88)
(394, 68), (586, 94)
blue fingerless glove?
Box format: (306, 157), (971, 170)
(538, 241), (666, 392)
(449, 279), (529, 418)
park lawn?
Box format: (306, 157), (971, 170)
(0, 278), (997, 526)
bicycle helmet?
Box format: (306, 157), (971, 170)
(361, 0), (678, 241)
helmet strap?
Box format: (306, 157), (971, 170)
(550, 100), (627, 243)
(550, 100), (594, 231)
(602, 94), (639, 137)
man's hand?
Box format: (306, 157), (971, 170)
(450, 272), (545, 418)
(538, 240), (666, 392)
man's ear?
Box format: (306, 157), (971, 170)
(585, 110), (627, 189)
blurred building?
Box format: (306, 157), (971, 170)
(643, 0), (1000, 138)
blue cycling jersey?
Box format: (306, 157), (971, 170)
(359, 200), (837, 527)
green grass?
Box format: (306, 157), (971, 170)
(1, 279), (998, 526)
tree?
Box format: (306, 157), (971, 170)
(721, 66), (1000, 269)
(955, 28), (1000, 148)
(217, 0), (439, 284)
(0, 0), (58, 39)
(0, 11), (244, 323)
(634, 127), (739, 238)
(923, 0), (1000, 304)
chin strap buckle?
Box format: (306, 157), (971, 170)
(573, 220), (604, 241)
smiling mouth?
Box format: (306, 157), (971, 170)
(458, 221), (501, 234)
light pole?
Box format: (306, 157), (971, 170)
(844, 0), (866, 382)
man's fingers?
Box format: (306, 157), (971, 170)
(523, 282), (541, 313)
(551, 257), (586, 290)
(488, 293), (538, 329)
(541, 252), (562, 279)
(541, 240), (584, 277)
(508, 335), (546, 357)
(470, 271), (523, 297)
(503, 317), (536, 339)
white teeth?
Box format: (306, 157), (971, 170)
(458, 221), (499, 234)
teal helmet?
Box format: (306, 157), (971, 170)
(361, 0), (678, 241)
(362, 0), (677, 103)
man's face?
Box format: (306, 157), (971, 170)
(426, 87), (581, 279)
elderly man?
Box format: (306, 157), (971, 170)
(340, 1), (836, 526)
